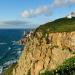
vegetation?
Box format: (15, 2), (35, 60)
(0, 63), (17, 75)
(35, 17), (75, 35)
(40, 56), (75, 75)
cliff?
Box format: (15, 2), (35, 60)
(12, 30), (75, 75)
(4, 17), (75, 75)
(12, 17), (75, 75)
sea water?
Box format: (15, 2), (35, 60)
(0, 29), (32, 73)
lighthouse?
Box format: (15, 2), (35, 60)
(67, 12), (75, 19)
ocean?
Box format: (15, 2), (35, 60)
(0, 29), (32, 73)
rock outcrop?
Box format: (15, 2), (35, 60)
(13, 31), (75, 75)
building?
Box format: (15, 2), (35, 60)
(67, 12), (75, 19)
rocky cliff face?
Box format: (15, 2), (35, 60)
(13, 31), (75, 75)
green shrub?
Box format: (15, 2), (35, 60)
(1, 63), (17, 75)
(40, 56), (75, 75)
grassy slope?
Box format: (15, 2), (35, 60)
(35, 17), (75, 34)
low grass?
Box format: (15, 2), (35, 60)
(40, 56), (75, 75)
(35, 17), (75, 35)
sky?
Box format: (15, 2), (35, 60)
(0, 0), (75, 28)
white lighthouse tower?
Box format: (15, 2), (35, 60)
(67, 12), (75, 19)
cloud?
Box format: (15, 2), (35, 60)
(69, 0), (75, 3)
(0, 21), (37, 28)
(52, 0), (66, 7)
(52, 0), (75, 7)
(21, 6), (50, 18)
(0, 21), (29, 26)
(21, 0), (75, 18)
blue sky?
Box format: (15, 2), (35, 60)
(0, 0), (75, 28)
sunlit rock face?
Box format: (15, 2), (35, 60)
(13, 31), (75, 75)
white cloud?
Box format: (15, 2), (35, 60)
(22, 10), (33, 18)
(0, 21), (29, 26)
(53, 0), (75, 7)
(21, 0), (75, 18)
(52, 0), (65, 7)
(34, 6), (49, 15)
(69, 0), (75, 3)
(21, 6), (49, 18)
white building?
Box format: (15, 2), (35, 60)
(67, 12), (75, 19)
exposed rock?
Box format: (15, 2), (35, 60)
(13, 31), (75, 75)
